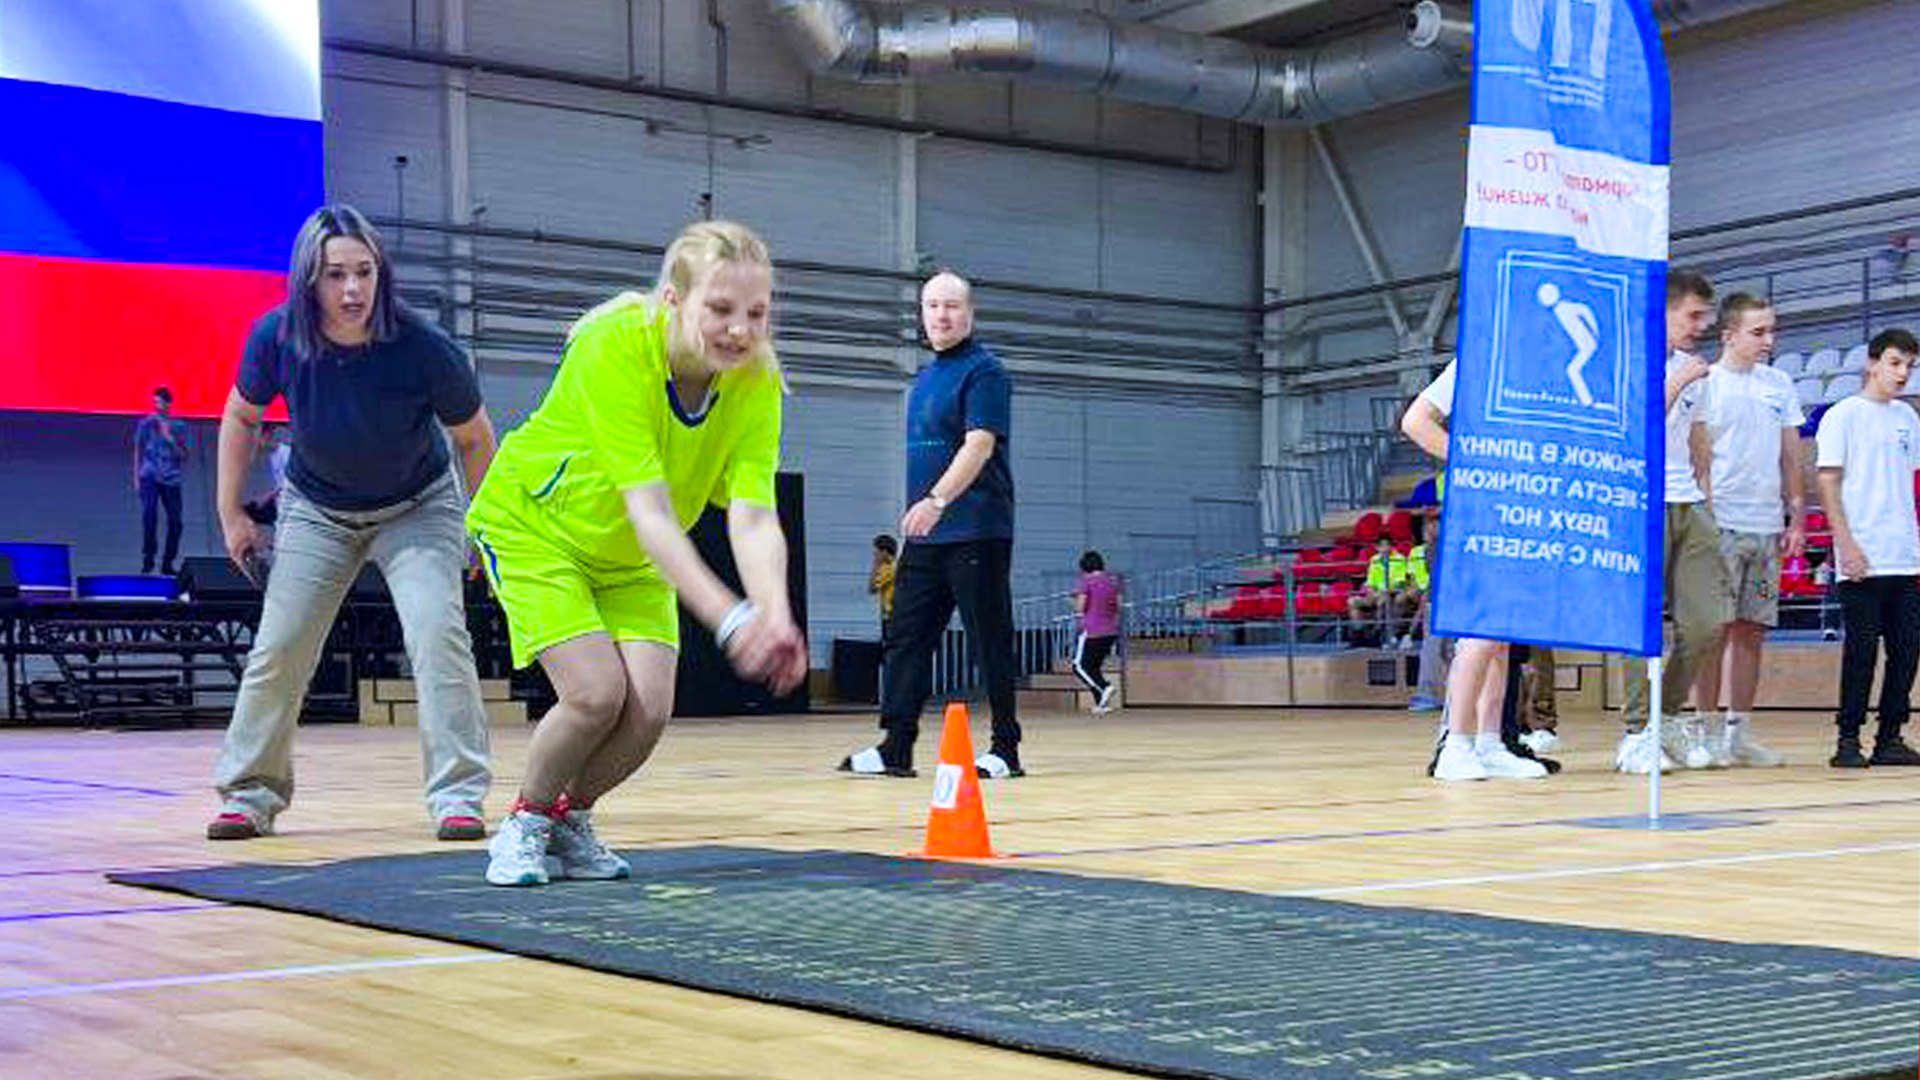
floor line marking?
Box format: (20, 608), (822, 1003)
(0, 772), (178, 797)
(1009, 795), (1920, 859)
(1281, 840), (1920, 896)
(0, 903), (220, 924)
(0, 953), (518, 1000)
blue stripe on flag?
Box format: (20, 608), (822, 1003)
(0, 78), (321, 271)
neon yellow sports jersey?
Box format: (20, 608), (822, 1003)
(492, 300), (782, 570)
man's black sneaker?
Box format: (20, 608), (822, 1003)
(1830, 737), (1868, 769)
(1869, 736), (1920, 766)
(838, 747), (917, 778)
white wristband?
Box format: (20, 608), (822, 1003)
(716, 599), (757, 649)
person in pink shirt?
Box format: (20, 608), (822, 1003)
(1072, 551), (1122, 713)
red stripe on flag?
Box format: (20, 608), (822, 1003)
(0, 253), (287, 419)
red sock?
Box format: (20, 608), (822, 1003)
(511, 794), (560, 819)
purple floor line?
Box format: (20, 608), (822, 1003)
(0, 772), (178, 797)
(0, 903), (220, 924)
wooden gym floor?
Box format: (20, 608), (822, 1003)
(1, 704), (1914, 1080)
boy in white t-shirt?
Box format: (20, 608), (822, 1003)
(1400, 361), (1547, 782)
(1691, 294), (1805, 767)
(1814, 328), (1920, 768)
(1617, 269), (1729, 774)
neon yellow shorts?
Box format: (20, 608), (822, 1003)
(467, 474), (679, 670)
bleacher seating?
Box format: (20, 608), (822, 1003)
(1773, 351), (1804, 377)
(1824, 372), (1864, 402)
(1804, 347), (1843, 377)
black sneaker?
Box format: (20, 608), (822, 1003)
(975, 751), (1025, 779)
(1505, 735), (1562, 774)
(1830, 737), (1869, 769)
(837, 748), (917, 778)
(1869, 736), (1920, 766)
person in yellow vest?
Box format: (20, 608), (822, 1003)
(1348, 535), (1417, 647)
(467, 220), (806, 886)
(1405, 537), (1430, 645)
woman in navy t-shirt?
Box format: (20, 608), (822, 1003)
(206, 204), (498, 843)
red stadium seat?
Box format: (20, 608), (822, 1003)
(1293, 547), (1325, 581)
(1386, 510), (1414, 544)
(1350, 512), (1384, 544)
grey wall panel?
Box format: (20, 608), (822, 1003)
(1010, 83), (1105, 147)
(709, 114), (900, 268)
(919, 142), (1101, 284)
(1099, 145), (1258, 303)
(782, 385), (903, 658)
(1669, 0), (1920, 228)
(467, 0), (631, 79)
(916, 80), (1018, 135)
(324, 0), (436, 47)
(1009, 395), (1089, 596)
(1081, 397), (1259, 572)
(1304, 91), (1469, 300)
(476, 363), (560, 435)
(324, 75), (445, 218)
(468, 93), (710, 241)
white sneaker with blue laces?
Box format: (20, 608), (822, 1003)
(548, 809), (631, 880)
(485, 810), (553, 887)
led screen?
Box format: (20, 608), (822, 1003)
(0, 0), (321, 418)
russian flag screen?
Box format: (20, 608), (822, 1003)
(0, 0), (321, 419)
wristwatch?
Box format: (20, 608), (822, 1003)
(928, 494), (949, 510)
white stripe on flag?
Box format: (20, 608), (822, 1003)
(0, 0), (321, 121)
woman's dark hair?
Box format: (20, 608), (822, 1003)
(1079, 550), (1105, 573)
(873, 534), (897, 555)
(280, 203), (404, 360)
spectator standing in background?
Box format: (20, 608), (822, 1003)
(134, 385), (188, 576)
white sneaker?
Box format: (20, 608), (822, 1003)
(1614, 729), (1675, 774)
(1725, 717), (1786, 767)
(1433, 739), (1487, 781)
(1704, 716), (1735, 768)
(1479, 742), (1549, 779)
(1679, 714), (1715, 770)
(1519, 729), (1559, 754)
(1092, 685), (1117, 714)
(548, 809), (631, 880)
(485, 810), (553, 886)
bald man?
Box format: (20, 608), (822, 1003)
(839, 272), (1024, 779)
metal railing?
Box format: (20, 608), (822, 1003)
(1258, 464), (1321, 544)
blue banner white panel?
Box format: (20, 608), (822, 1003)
(1431, 0), (1670, 655)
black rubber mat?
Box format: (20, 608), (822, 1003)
(114, 847), (1920, 1080)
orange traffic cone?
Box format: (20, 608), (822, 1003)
(912, 702), (998, 859)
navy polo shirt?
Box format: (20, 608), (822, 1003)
(906, 337), (1014, 543)
(237, 306), (483, 511)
